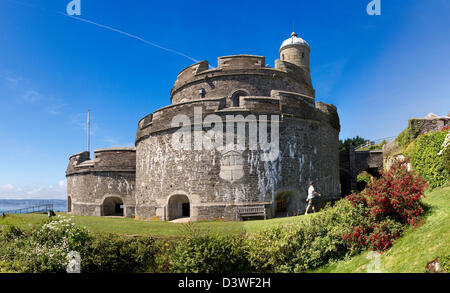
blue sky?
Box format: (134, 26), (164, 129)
(0, 0), (449, 199)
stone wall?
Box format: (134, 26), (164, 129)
(135, 74), (340, 221)
(409, 117), (449, 140)
(339, 148), (384, 196)
(68, 45), (341, 222)
(170, 55), (314, 105)
(66, 148), (136, 218)
(280, 45), (310, 69)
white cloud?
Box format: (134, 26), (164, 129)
(22, 90), (41, 102)
(58, 180), (66, 188)
(0, 181), (66, 199)
(103, 136), (134, 148)
(6, 76), (23, 88)
(45, 104), (66, 115)
(0, 184), (15, 191)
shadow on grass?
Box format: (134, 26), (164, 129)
(422, 201), (434, 218)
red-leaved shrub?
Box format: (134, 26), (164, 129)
(344, 159), (428, 251)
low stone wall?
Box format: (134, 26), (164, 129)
(72, 202), (101, 217)
(409, 117), (449, 140)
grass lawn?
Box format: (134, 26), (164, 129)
(2, 186), (448, 272)
(311, 186), (450, 273)
(0, 207), (311, 238)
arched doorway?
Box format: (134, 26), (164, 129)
(274, 191), (294, 217)
(356, 168), (381, 192)
(167, 194), (190, 221)
(67, 196), (72, 213)
(102, 196), (124, 217)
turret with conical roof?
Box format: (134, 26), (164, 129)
(279, 32), (310, 69)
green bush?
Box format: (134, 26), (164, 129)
(357, 171), (372, 191)
(396, 128), (412, 150)
(0, 216), (160, 273)
(168, 224), (251, 273)
(81, 233), (159, 273)
(0, 170), (435, 274)
(406, 130), (449, 189)
(245, 199), (367, 273)
(443, 146), (450, 172)
(440, 131), (450, 172)
(438, 255), (450, 273)
(0, 216), (90, 273)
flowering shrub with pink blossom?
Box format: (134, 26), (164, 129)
(344, 159), (427, 251)
(0, 161), (432, 272)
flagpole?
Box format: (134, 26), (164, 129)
(87, 110), (90, 153)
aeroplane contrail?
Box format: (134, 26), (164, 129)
(57, 12), (201, 64)
(6, 0), (202, 64)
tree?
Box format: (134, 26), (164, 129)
(339, 136), (368, 151)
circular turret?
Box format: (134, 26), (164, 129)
(66, 148), (136, 218)
(279, 32), (310, 69)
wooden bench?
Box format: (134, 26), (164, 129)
(237, 205), (266, 220)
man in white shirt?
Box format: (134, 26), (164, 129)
(305, 181), (321, 215)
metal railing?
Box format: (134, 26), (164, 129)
(354, 136), (397, 151)
(1, 204), (54, 215)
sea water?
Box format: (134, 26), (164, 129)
(0, 199), (67, 213)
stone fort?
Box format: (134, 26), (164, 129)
(66, 32), (341, 221)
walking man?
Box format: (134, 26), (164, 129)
(305, 181), (321, 215)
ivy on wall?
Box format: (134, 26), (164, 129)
(396, 127), (412, 150)
(405, 130), (449, 189)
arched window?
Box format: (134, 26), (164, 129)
(67, 196), (72, 213)
(198, 88), (206, 99)
(230, 90), (248, 108)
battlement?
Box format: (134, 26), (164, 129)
(68, 151), (90, 164)
(174, 61), (210, 87)
(138, 113), (153, 130)
(170, 54), (314, 105)
(68, 32), (341, 221)
(217, 55), (265, 70)
(136, 89), (339, 145)
(316, 101), (338, 113)
(271, 90), (315, 106)
(66, 148), (136, 176)
(316, 101), (340, 131)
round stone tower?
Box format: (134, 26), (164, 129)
(66, 148), (136, 218)
(134, 32), (341, 221)
(280, 32), (310, 69)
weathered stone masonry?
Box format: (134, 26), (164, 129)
(67, 32), (342, 221)
(66, 148), (136, 217)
